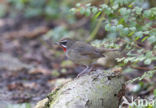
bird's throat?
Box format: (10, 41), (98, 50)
(63, 47), (67, 52)
(61, 46), (67, 52)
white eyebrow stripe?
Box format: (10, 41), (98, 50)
(61, 44), (67, 48)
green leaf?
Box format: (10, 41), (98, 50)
(122, 27), (129, 35)
(127, 9), (131, 14)
(76, 3), (81, 7)
(116, 24), (124, 31)
(141, 36), (149, 42)
(148, 35), (156, 43)
(119, 0), (124, 5)
(70, 8), (76, 14)
(123, 0), (129, 5)
(25, 7), (42, 17)
(143, 31), (149, 34)
(128, 31), (135, 37)
(129, 27), (136, 32)
(118, 18), (125, 24)
(124, 58), (129, 64)
(144, 59), (152, 65)
(110, 26), (116, 32)
(112, 4), (119, 10)
(105, 24), (111, 31)
(92, 7), (98, 14)
(146, 51), (153, 57)
(143, 10), (152, 18)
(135, 31), (143, 38)
(100, 4), (108, 9)
(85, 8), (91, 16)
(128, 4), (133, 8)
(80, 7), (85, 14)
(105, 7), (113, 15)
(120, 8), (127, 16)
(86, 3), (91, 7)
(134, 7), (143, 15)
(153, 89), (156, 97)
(94, 11), (102, 19)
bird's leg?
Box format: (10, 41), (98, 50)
(77, 65), (92, 78)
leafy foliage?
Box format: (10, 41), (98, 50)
(1, 0), (75, 23)
(71, 0), (156, 81)
(43, 26), (74, 41)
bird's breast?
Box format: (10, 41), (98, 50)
(66, 50), (91, 65)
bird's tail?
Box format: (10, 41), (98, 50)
(99, 43), (127, 53)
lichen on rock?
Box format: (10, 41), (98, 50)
(35, 69), (125, 108)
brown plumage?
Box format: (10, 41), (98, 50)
(57, 38), (120, 77)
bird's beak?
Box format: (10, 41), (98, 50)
(55, 42), (59, 45)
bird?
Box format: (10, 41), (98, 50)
(56, 38), (120, 77)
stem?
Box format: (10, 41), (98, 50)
(87, 13), (105, 42)
(87, 0), (109, 42)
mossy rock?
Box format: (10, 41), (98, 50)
(35, 69), (125, 108)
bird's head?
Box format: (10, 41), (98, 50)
(57, 38), (75, 52)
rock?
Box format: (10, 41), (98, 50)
(35, 69), (125, 108)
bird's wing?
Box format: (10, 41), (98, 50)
(71, 41), (103, 58)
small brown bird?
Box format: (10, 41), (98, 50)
(57, 38), (119, 77)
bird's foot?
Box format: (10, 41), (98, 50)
(76, 66), (93, 78)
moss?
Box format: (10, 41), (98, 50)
(41, 69), (125, 108)
(45, 85), (63, 108)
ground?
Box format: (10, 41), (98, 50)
(0, 17), (77, 107)
(0, 16), (155, 108)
